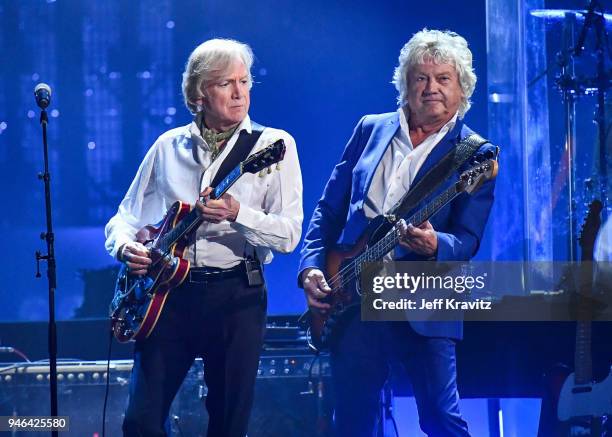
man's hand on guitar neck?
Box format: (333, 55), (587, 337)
(119, 241), (152, 276)
(301, 268), (332, 314)
(397, 219), (438, 257)
(196, 187), (240, 223)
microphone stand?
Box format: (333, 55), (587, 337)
(34, 106), (59, 437)
(556, 13), (579, 262)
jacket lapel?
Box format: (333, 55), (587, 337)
(360, 113), (400, 200)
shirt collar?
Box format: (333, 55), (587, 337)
(188, 114), (252, 150)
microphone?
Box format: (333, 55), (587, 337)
(34, 83), (52, 109)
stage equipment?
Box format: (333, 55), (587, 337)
(538, 201), (612, 436)
(531, 1), (612, 260)
(0, 351), (332, 437)
(2, 316), (612, 434)
(530, 9), (612, 25)
(34, 83), (51, 109)
(32, 81), (60, 437)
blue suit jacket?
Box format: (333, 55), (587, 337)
(298, 112), (497, 340)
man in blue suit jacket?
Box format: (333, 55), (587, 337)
(298, 29), (497, 436)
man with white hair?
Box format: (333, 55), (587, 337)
(105, 38), (303, 436)
(299, 29), (497, 436)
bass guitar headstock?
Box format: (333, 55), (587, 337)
(457, 159), (498, 195)
(578, 199), (603, 260)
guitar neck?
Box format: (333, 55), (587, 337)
(574, 252), (595, 384)
(573, 199), (602, 385)
(409, 182), (459, 228)
(211, 166), (243, 199)
(355, 181), (460, 267)
(575, 320), (593, 384)
(157, 165), (244, 252)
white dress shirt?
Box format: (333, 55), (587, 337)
(364, 107), (458, 218)
(105, 115), (303, 268)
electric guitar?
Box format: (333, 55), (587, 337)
(109, 139), (286, 343)
(538, 200), (612, 436)
(307, 159), (498, 351)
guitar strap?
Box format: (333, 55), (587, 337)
(210, 121), (266, 188)
(387, 133), (492, 221)
(209, 121), (267, 286)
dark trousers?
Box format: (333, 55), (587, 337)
(331, 313), (469, 437)
(122, 275), (267, 437)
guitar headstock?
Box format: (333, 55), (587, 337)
(578, 200), (603, 259)
(457, 159), (498, 195)
(242, 139), (286, 174)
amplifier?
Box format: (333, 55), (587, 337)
(258, 352), (330, 378)
(0, 359), (133, 387)
(0, 353), (329, 385)
(0, 352), (332, 436)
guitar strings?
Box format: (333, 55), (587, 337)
(326, 226), (401, 289)
(325, 158), (496, 294)
(326, 187), (461, 292)
(327, 200), (434, 287)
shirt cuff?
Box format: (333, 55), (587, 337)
(297, 265), (317, 289)
(234, 203), (259, 230)
(110, 235), (133, 260)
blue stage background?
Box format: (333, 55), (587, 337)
(0, 0), (493, 321)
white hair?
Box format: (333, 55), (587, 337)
(182, 38), (254, 114)
(392, 29), (477, 118)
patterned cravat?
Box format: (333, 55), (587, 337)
(202, 126), (239, 161)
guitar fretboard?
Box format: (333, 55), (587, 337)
(575, 318), (593, 385)
(350, 181), (460, 278)
(215, 166), (242, 199)
(573, 200), (602, 385)
(156, 166), (245, 252)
